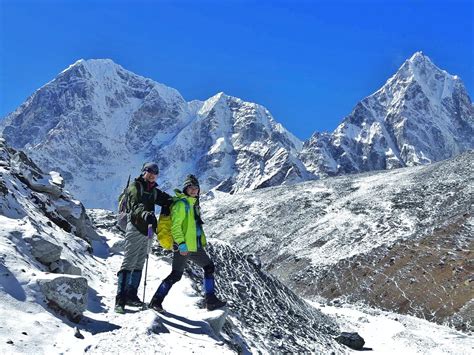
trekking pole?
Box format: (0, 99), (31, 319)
(142, 224), (153, 310)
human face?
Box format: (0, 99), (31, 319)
(143, 171), (158, 183)
(185, 185), (199, 197)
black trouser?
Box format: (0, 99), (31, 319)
(151, 247), (215, 302)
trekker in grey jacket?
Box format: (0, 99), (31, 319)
(115, 162), (173, 314)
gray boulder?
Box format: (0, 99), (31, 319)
(49, 259), (82, 276)
(53, 197), (100, 241)
(37, 275), (88, 322)
(26, 235), (62, 264)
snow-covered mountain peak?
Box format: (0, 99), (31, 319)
(198, 92), (254, 116)
(59, 58), (126, 83)
(387, 51), (460, 102)
(405, 51), (440, 74)
(198, 91), (230, 116)
(58, 58), (185, 106)
(61, 58), (126, 77)
(407, 50), (429, 64)
(1, 59), (310, 208)
(2, 53), (472, 208)
(299, 52), (473, 177)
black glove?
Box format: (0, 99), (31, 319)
(144, 212), (157, 226)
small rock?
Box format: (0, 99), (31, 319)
(335, 332), (365, 350)
(7, 340), (14, 344)
(22, 332), (27, 335)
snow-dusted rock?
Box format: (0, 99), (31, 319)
(10, 151), (63, 198)
(448, 299), (473, 332)
(147, 315), (169, 335)
(109, 239), (126, 254)
(53, 197), (99, 241)
(26, 235), (62, 264)
(37, 275), (88, 322)
(172, 242), (342, 353)
(49, 259), (82, 276)
(0, 138), (99, 246)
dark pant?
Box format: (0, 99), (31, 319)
(171, 246), (213, 273)
(151, 247), (215, 303)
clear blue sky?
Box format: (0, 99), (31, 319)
(1, 0), (473, 139)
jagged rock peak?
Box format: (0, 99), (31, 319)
(381, 51), (462, 102)
(405, 51), (457, 80)
(299, 51), (473, 177)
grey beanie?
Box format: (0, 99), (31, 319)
(142, 162), (159, 175)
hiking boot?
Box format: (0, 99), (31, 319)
(126, 293), (144, 307)
(126, 270), (143, 306)
(206, 293), (227, 311)
(149, 300), (164, 313)
(114, 304), (125, 314)
(115, 291), (127, 313)
(149, 280), (172, 313)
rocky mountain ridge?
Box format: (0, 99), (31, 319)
(1, 52), (472, 209)
(1, 59), (307, 209)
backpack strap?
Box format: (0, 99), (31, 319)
(126, 180), (143, 213)
(137, 181), (143, 198)
(180, 198), (190, 213)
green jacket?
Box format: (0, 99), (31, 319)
(171, 190), (206, 251)
(128, 176), (173, 236)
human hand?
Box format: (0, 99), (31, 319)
(145, 212), (157, 226)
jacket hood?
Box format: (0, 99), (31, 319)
(174, 189), (197, 204)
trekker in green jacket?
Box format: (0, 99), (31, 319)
(149, 174), (226, 312)
(115, 162), (173, 314)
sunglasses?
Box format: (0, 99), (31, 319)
(144, 168), (159, 175)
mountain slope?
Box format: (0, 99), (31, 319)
(1, 135), (472, 354)
(0, 138), (344, 353)
(203, 151), (474, 330)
